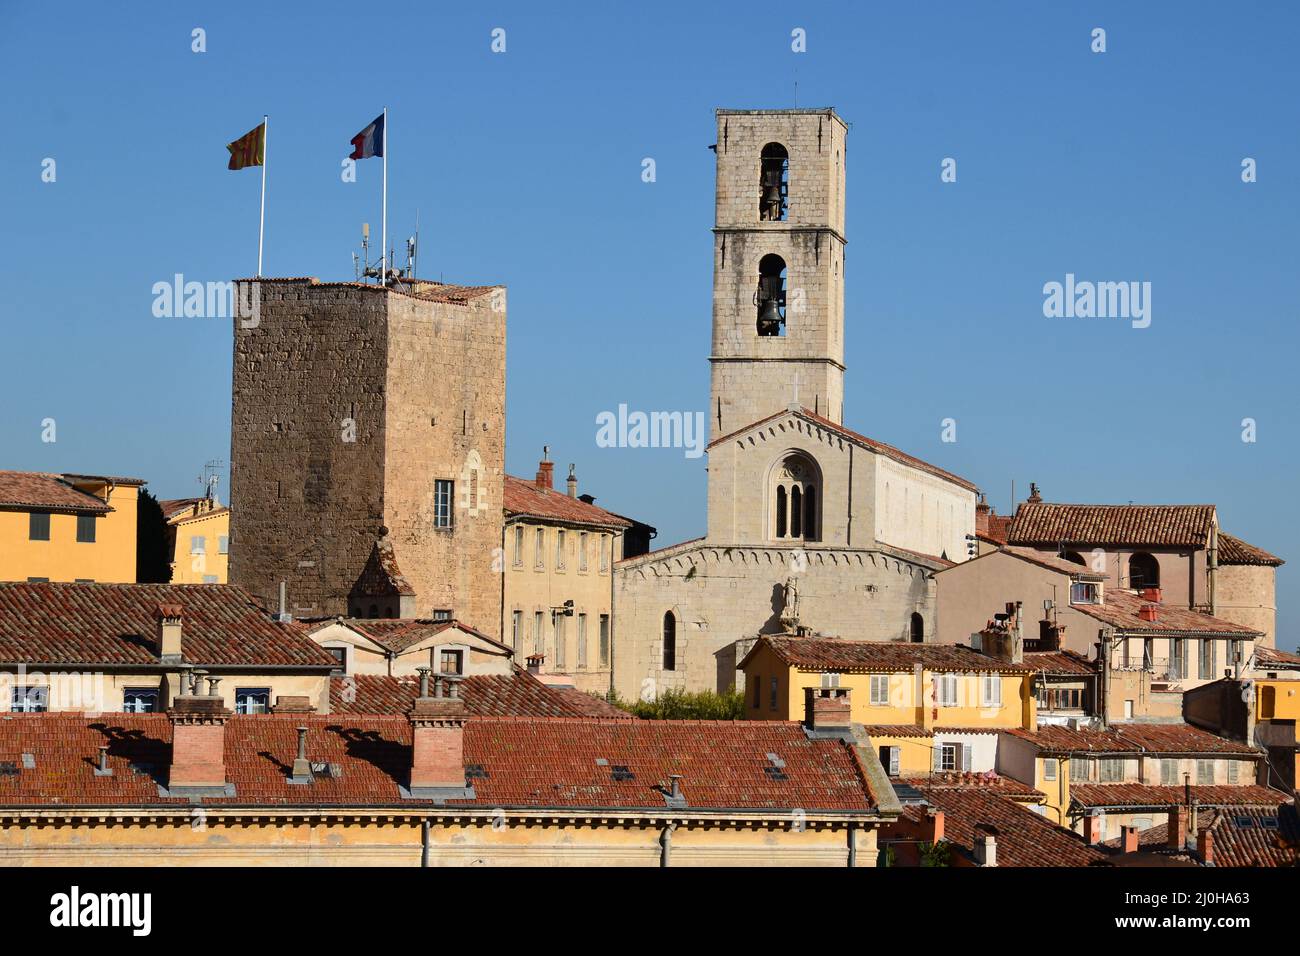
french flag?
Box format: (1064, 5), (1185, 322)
(349, 112), (384, 160)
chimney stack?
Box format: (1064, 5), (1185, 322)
(1121, 825), (1139, 854)
(535, 446), (554, 491)
(289, 725), (311, 784)
(156, 604), (184, 662)
(1082, 812), (1104, 845)
(975, 495), (991, 535)
(1028, 482), (1042, 504)
(1167, 804), (1188, 850)
(407, 675), (473, 798)
(803, 686), (852, 734)
(168, 691), (233, 796)
(973, 824), (998, 867)
(1197, 828), (1214, 865)
(927, 808), (945, 844)
(526, 654), (544, 675)
(566, 463), (577, 498)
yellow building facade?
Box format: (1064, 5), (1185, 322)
(0, 472), (143, 584)
(162, 497), (230, 584)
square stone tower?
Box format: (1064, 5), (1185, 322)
(709, 108), (848, 439)
(228, 278), (506, 634)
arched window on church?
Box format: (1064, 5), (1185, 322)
(755, 254), (787, 337)
(910, 612), (924, 643)
(662, 611), (677, 671)
(1129, 552), (1160, 590)
(759, 142), (788, 221)
(772, 452), (820, 542)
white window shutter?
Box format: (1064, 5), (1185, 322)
(889, 747), (901, 776)
(962, 743), (973, 772)
(932, 744), (943, 772)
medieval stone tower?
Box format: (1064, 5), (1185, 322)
(228, 277), (506, 634)
(709, 108), (848, 439)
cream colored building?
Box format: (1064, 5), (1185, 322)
(614, 109), (978, 700)
(502, 457), (629, 695)
(161, 495), (230, 584)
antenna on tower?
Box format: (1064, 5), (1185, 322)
(356, 223), (382, 282)
(198, 459), (225, 506)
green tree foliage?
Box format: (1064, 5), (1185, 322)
(608, 688), (746, 720)
(135, 489), (173, 583)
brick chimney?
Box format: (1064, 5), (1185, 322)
(168, 691), (232, 794)
(407, 674), (472, 796)
(526, 653), (544, 675)
(1121, 825), (1139, 854)
(1167, 804), (1188, 850)
(1082, 812), (1104, 845)
(156, 603), (184, 662)
(1138, 604), (1160, 623)
(927, 808), (945, 844)
(566, 463), (577, 498)
(973, 823), (998, 867)
(1197, 828), (1214, 865)
(535, 446), (553, 491)
(803, 686), (852, 733)
(975, 495), (991, 535)
(1027, 482), (1042, 504)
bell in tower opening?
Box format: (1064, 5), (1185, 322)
(755, 253), (787, 336)
(759, 143), (788, 221)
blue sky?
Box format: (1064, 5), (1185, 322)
(2, 2), (1296, 647)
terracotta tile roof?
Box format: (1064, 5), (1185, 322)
(59, 474), (148, 486)
(707, 407), (979, 493)
(328, 669), (630, 719)
(1201, 805), (1300, 867)
(894, 786), (1105, 866)
(351, 537), (415, 598)
(1006, 722), (1257, 755)
(503, 476), (632, 529)
(1071, 589), (1259, 636)
(1002, 545), (1108, 579)
(1071, 784), (1287, 809)
(1024, 650), (1097, 676)
(157, 498), (204, 520)
(1008, 503), (1215, 548)
(901, 772), (1044, 798)
(1255, 645), (1300, 670)
(862, 724), (934, 739)
(0, 471), (113, 514)
(0, 582), (336, 668)
(546, 685), (633, 718)
(748, 635), (1032, 674)
(981, 514), (1012, 545)
(1218, 532), (1285, 567)
(0, 713), (877, 813)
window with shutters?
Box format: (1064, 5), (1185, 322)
(190, 535), (206, 555)
(1198, 640), (1215, 680)
(1227, 760), (1239, 784)
(534, 528), (545, 569)
(598, 614), (610, 666)
(880, 746), (901, 777)
(512, 526), (524, 567)
(511, 610), (523, 655)
(29, 512), (51, 541)
(600, 535), (610, 572)
(1161, 758), (1179, 785)
(936, 674), (958, 707)
(939, 743), (959, 772)
(576, 613), (588, 668)
(76, 514), (96, 543)
(533, 611), (544, 655)
(554, 614), (566, 668)
(1099, 758), (1125, 783)
(555, 530), (566, 571)
(769, 676), (778, 711)
(578, 532), (588, 572)
(218, 535), (229, 555)
(1043, 759), (1057, 782)
(1196, 759), (1215, 785)
(981, 674), (1001, 707)
(870, 674), (889, 706)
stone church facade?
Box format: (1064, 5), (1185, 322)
(613, 109), (979, 700)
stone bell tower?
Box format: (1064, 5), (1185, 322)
(708, 108), (848, 439)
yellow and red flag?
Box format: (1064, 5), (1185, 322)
(226, 122), (266, 170)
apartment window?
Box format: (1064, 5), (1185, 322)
(869, 674), (889, 706)
(29, 512), (50, 541)
(533, 611), (544, 656)
(534, 528), (545, 569)
(511, 610), (523, 655)
(1043, 759), (1057, 782)
(600, 535), (610, 572)
(1070, 581), (1099, 604)
(76, 514), (96, 543)
(27, 577), (49, 583)
(769, 676), (778, 711)
(235, 688), (271, 714)
(939, 743), (959, 772)
(190, 535), (206, 555)
(1196, 759), (1215, 785)
(11, 686), (47, 712)
(122, 688), (159, 713)
(1170, 639), (1186, 679)
(556, 530), (566, 570)
(880, 746), (901, 777)
(440, 649), (464, 675)
(202, 575), (218, 584)
(512, 526), (524, 567)
(434, 479), (454, 528)
(325, 647), (347, 674)
(1227, 760), (1239, 784)
(1198, 640), (1215, 681)
(577, 613), (588, 668)
(599, 614), (610, 667)
(936, 674), (958, 707)
(1229, 640), (1243, 668)
(218, 535), (229, 555)
(1099, 758), (1125, 783)
(554, 615), (567, 668)
(431, 609), (452, 622)
(1161, 758), (1179, 785)
(981, 674), (1002, 707)
(578, 532), (589, 571)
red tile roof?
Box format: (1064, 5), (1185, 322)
(894, 786), (1105, 867)
(503, 476), (632, 529)
(1071, 589), (1259, 636)
(325, 618), (508, 655)
(157, 498), (204, 520)
(707, 407), (979, 493)
(1071, 784), (1287, 809)
(1024, 650), (1097, 676)
(329, 670), (631, 719)
(546, 685), (633, 718)
(1200, 805), (1300, 867)
(748, 635), (1032, 674)
(901, 771), (1044, 798)
(1008, 503), (1215, 548)
(1218, 532), (1285, 567)
(1255, 645), (1300, 670)
(862, 724), (934, 739)
(0, 471), (113, 514)
(1001, 545), (1108, 579)
(0, 713), (877, 813)
(1006, 722), (1257, 755)
(0, 582), (336, 668)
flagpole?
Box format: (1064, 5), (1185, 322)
(381, 107), (388, 284)
(258, 115), (268, 278)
